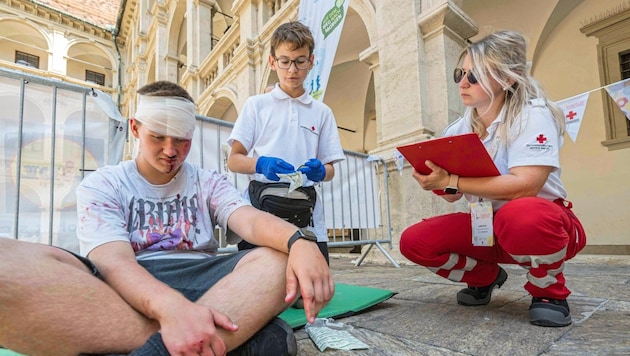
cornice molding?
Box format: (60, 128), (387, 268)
(0, 0), (113, 40)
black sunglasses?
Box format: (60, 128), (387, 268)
(453, 68), (478, 85)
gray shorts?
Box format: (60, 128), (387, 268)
(66, 248), (251, 302)
(138, 251), (251, 301)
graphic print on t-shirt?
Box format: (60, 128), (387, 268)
(127, 193), (199, 252)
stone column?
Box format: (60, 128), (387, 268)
(359, 45), (380, 144)
(154, 1), (170, 82)
(49, 30), (68, 75)
(370, 0), (427, 155)
(364, 0), (477, 264)
(417, 0), (477, 134)
(185, 0), (214, 98)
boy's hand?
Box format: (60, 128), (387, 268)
(298, 158), (326, 182)
(256, 156), (295, 181)
(285, 240), (334, 323)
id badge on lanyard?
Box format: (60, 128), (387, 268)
(471, 200), (493, 246)
(470, 127), (501, 246)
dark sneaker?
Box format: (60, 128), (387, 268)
(228, 317), (297, 356)
(457, 267), (508, 306)
(529, 297), (572, 327)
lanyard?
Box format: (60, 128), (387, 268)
(486, 122), (504, 160)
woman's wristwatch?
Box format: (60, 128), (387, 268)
(444, 174), (459, 195)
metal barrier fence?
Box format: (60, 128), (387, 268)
(0, 67), (123, 253)
(192, 115), (399, 267)
(0, 67), (398, 266)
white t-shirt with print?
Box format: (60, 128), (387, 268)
(77, 160), (248, 260)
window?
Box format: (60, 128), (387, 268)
(621, 50), (630, 79)
(15, 51), (39, 68)
(85, 70), (105, 86)
(582, 8), (630, 150)
(621, 51), (630, 136)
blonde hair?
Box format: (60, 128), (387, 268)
(460, 30), (564, 143)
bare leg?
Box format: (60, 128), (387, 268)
(0, 238), (158, 356)
(194, 247), (291, 351)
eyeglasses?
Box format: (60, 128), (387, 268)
(274, 56), (310, 70)
(453, 68), (478, 85)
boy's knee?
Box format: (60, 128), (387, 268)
(251, 247), (288, 264)
(238, 247), (288, 276)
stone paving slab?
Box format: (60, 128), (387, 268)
(295, 254), (630, 355)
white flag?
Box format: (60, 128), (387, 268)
(89, 89), (127, 164)
(556, 92), (590, 143)
(298, 0), (350, 101)
(603, 78), (630, 121)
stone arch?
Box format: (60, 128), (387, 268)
(66, 40), (116, 86)
(203, 86), (238, 122)
(212, 0), (234, 44)
(262, 63), (279, 93)
(325, 4), (375, 152)
(0, 16), (51, 70)
(146, 57), (156, 87)
(530, 1), (584, 73)
(167, 1), (187, 67)
(348, 0), (377, 45)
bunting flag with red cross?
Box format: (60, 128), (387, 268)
(556, 92), (590, 143)
(603, 77), (630, 121)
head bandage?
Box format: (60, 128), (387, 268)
(134, 95), (196, 139)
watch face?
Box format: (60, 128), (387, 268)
(300, 228), (318, 241)
(444, 187), (458, 195)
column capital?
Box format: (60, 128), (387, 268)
(359, 46), (379, 70)
(418, 1), (477, 41)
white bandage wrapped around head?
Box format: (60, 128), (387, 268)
(134, 95), (196, 139)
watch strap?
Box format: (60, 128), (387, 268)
(287, 230), (303, 252)
(444, 174), (459, 194)
(287, 229), (317, 251)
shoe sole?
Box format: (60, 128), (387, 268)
(457, 267), (508, 306)
(529, 318), (572, 327)
(529, 309), (572, 327)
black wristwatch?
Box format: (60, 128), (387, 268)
(287, 228), (317, 251)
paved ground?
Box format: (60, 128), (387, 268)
(295, 253), (630, 355)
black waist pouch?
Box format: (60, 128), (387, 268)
(248, 180), (316, 228)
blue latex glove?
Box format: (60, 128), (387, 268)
(298, 158), (327, 182)
(255, 156), (295, 181)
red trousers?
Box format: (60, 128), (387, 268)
(400, 197), (586, 299)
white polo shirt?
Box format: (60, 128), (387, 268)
(228, 85), (345, 241)
(443, 99), (567, 210)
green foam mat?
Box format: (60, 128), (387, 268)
(278, 283), (395, 329)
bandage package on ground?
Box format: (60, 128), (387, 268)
(304, 318), (369, 352)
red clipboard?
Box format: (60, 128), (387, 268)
(396, 133), (500, 178)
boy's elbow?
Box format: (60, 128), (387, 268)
(227, 156), (236, 172)
(226, 157), (235, 171)
(324, 164), (335, 181)
(226, 153), (242, 171)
